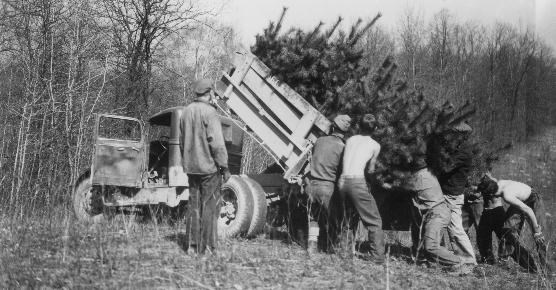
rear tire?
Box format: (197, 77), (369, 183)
(218, 176), (253, 239)
(73, 172), (105, 223)
(240, 175), (268, 238)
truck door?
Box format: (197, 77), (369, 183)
(91, 114), (145, 187)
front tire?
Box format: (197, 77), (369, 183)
(73, 172), (105, 222)
(218, 176), (254, 239)
(240, 176), (268, 238)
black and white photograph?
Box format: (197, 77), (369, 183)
(0, 0), (555, 288)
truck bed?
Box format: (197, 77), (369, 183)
(215, 51), (331, 180)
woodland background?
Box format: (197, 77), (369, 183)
(0, 0), (555, 216)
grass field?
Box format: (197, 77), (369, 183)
(1, 129), (555, 289)
(0, 213), (553, 289)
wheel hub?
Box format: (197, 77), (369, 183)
(220, 201), (237, 223)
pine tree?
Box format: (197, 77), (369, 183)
(251, 9), (487, 186)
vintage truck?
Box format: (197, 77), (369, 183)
(73, 51), (335, 238)
(74, 50), (412, 239)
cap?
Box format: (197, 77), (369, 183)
(193, 78), (213, 95)
(451, 122), (472, 133)
(333, 115), (352, 132)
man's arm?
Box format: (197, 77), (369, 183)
(503, 191), (541, 231)
(367, 142), (381, 174)
(205, 110), (229, 171)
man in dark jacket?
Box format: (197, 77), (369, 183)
(180, 78), (230, 255)
(439, 122), (477, 264)
(306, 114), (351, 253)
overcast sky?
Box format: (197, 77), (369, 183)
(208, 0), (556, 50)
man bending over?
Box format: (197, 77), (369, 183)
(477, 174), (548, 273)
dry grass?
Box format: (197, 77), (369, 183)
(1, 129), (556, 289)
(1, 211), (553, 290)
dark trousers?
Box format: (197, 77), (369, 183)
(306, 179), (340, 252)
(411, 202), (462, 266)
(338, 176), (384, 262)
(477, 193), (547, 273)
(185, 172), (222, 254)
(462, 201), (483, 233)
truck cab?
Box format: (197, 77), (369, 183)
(73, 107), (263, 238)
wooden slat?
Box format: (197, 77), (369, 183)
(221, 77), (301, 165)
(221, 74), (306, 152)
(291, 110), (319, 146)
(240, 69), (302, 132)
(247, 56), (331, 134)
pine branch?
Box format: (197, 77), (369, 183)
(304, 21), (324, 47)
(272, 7), (288, 38)
(350, 12), (382, 46)
(326, 16), (343, 40)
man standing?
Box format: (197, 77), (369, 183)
(180, 78), (231, 255)
(338, 114), (384, 263)
(477, 174), (548, 273)
(438, 122), (477, 264)
(306, 115), (351, 253)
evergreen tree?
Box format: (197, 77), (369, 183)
(251, 9), (485, 186)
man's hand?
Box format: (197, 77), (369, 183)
(221, 167), (231, 183)
(288, 175), (303, 186)
(533, 227), (546, 246)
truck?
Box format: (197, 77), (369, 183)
(73, 50), (334, 238)
(74, 50), (412, 239)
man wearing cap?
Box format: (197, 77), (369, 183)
(437, 122), (477, 264)
(338, 114), (385, 263)
(180, 78), (230, 255)
(306, 114), (351, 253)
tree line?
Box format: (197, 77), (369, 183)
(0, 0), (237, 216)
(0, 3), (554, 215)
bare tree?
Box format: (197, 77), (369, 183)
(100, 0), (211, 118)
(398, 6), (425, 88)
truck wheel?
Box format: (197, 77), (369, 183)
(73, 172), (104, 222)
(240, 176), (268, 238)
(218, 176), (253, 239)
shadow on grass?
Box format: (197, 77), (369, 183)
(356, 241), (415, 263)
(164, 233), (190, 253)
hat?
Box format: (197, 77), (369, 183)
(333, 115), (352, 132)
(451, 122), (472, 133)
(193, 78), (213, 95)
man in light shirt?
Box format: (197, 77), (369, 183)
(338, 114), (384, 263)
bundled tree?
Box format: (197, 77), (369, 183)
(251, 8), (481, 185)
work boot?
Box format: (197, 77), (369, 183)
(307, 240), (319, 255)
(461, 256), (478, 265)
(307, 222), (320, 255)
(187, 245), (198, 256)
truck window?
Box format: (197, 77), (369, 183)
(221, 123), (233, 144)
(98, 117), (142, 141)
(148, 124), (171, 141)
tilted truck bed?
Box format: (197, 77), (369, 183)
(215, 51), (412, 231)
(215, 51), (331, 180)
